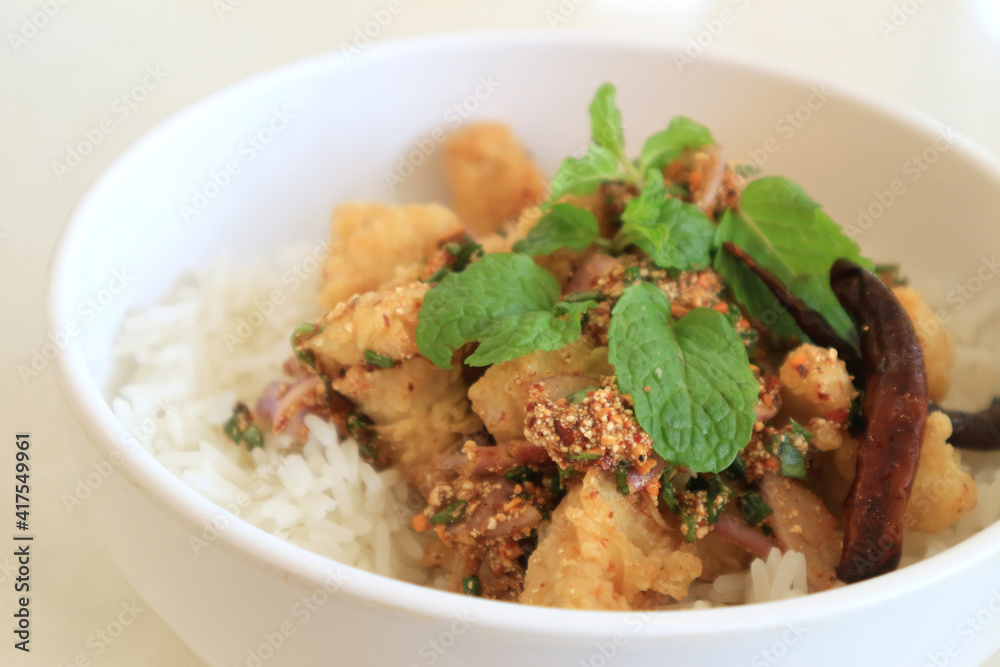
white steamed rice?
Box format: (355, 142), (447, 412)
(109, 245), (1000, 606)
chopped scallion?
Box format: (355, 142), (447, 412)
(462, 576), (482, 597)
(363, 349), (394, 370)
(429, 500), (468, 525)
(739, 490), (773, 526)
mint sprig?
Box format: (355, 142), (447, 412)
(614, 171), (675, 267)
(526, 85), (716, 271)
(713, 176), (873, 339)
(416, 254), (596, 368)
(521, 168), (715, 271)
(608, 283), (758, 473)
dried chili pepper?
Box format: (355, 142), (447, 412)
(721, 242), (864, 381)
(830, 259), (928, 583)
(931, 398), (1000, 451)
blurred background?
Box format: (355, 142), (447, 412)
(2, 0), (999, 664)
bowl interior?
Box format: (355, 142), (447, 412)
(50, 33), (1000, 638)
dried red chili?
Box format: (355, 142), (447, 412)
(721, 242), (864, 380)
(931, 398), (1000, 451)
(830, 259), (928, 583)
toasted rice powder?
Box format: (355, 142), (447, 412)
(109, 244), (1000, 607)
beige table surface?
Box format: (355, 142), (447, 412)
(2, 0), (999, 664)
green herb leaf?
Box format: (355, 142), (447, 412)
(771, 420), (811, 480)
(608, 283), (758, 473)
(713, 176), (872, 339)
(616, 461), (631, 495)
(616, 172), (676, 268)
(417, 254), (591, 368)
(223, 403), (264, 451)
(566, 451), (601, 462)
(429, 500), (468, 525)
(462, 576), (482, 596)
(612, 171), (714, 271)
(504, 466), (535, 484)
(546, 144), (623, 208)
(657, 198), (715, 271)
(637, 116), (715, 173)
(347, 411), (382, 463)
(739, 490), (773, 526)
(704, 475), (732, 523)
(660, 468), (678, 512)
(464, 309), (587, 367)
(425, 250), (595, 370)
(291, 323), (321, 371)
(426, 236), (484, 283)
(566, 386), (596, 404)
(512, 203), (601, 257)
(776, 439), (807, 479)
(363, 349), (394, 369)
(589, 82), (626, 158)
(551, 299), (598, 320)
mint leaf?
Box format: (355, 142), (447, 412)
(417, 254), (590, 368)
(638, 116), (715, 173)
(616, 172), (676, 268)
(713, 176), (872, 339)
(466, 311), (581, 366)
(658, 198), (715, 271)
(553, 299), (599, 319)
(546, 144), (623, 207)
(613, 172), (713, 271)
(512, 203), (601, 257)
(608, 283), (758, 473)
(589, 82), (626, 158)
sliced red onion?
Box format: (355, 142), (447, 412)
(626, 455), (667, 494)
(255, 381), (288, 425)
(566, 253), (619, 294)
(713, 513), (774, 560)
(692, 145), (726, 213)
(272, 375), (322, 435)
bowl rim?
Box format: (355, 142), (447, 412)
(48, 28), (1000, 638)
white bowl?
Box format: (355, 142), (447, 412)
(49, 32), (1000, 666)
